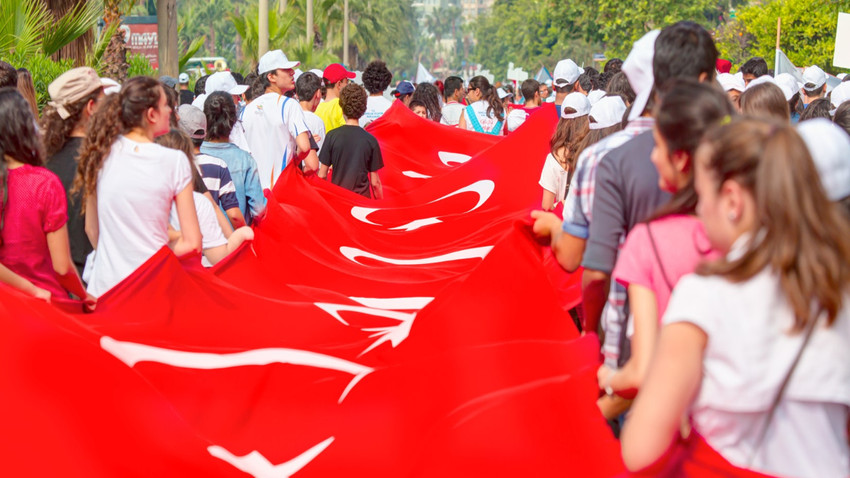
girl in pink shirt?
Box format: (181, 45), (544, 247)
(0, 88), (92, 308)
(597, 80), (732, 405)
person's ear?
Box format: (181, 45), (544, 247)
(671, 150), (691, 175)
(145, 105), (157, 125)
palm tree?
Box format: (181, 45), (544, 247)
(102, 0), (132, 81)
(0, 0), (99, 59)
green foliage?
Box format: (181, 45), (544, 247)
(127, 52), (157, 78)
(1, 51), (74, 110)
(724, 0), (850, 73)
(179, 36), (207, 72)
(230, 2), (296, 70)
(0, 0), (99, 58)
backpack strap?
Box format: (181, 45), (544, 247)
(466, 104), (485, 133)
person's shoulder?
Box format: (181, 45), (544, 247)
(195, 152), (227, 167)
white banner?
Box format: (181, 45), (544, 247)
(834, 12), (850, 69)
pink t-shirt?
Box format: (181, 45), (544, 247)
(613, 214), (718, 319)
(0, 164), (68, 298)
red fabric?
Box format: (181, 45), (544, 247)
(0, 164), (67, 298)
(620, 432), (774, 478)
(1, 104), (764, 476)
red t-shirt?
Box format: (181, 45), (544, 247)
(0, 164), (68, 297)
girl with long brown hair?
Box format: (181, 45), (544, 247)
(597, 80), (732, 416)
(538, 92), (590, 211)
(0, 88), (93, 309)
(621, 118), (850, 476)
(457, 76), (505, 135)
(41, 67), (104, 276)
(76, 76), (201, 296)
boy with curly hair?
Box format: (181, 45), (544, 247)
(360, 60), (393, 127)
(318, 84), (384, 199)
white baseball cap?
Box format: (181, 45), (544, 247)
(553, 59), (583, 87)
(205, 71), (248, 96)
(258, 49), (300, 75)
(829, 81), (850, 109)
(838, 73), (847, 80)
(586, 89), (606, 105)
(560, 92), (591, 119)
(178, 72), (190, 84)
(101, 77), (120, 95)
(497, 87), (513, 100)
(191, 93), (207, 110)
(588, 95), (627, 130)
(802, 65), (827, 90)
(622, 29), (660, 121)
(797, 118), (850, 201)
(774, 73), (802, 101)
(717, 72), (745, 93)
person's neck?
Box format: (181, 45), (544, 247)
(208, 138), (228, 144)
(125, 127), (153, 143)
(524, 100), (537, 108)
(370, 93), (383, 97)
(70, 123), (87, 138)
(344, 118), (359, 126)
(326, 90), (340, 101)
(4, 155), (23, 169)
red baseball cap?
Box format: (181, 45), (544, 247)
(323, 63), (356, 84)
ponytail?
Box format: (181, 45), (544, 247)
(485, 86), (504, 122)
(74, 76), (163, 211)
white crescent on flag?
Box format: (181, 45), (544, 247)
(350, 180), (496, 231)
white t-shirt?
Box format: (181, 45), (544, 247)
(664, 268), (850, 478)
(303, 110), (326, 152)
(241, 92), (309, 189)
(229, 119), (251, 154)
(440, 102), (464, 126)
(87, 136), (192, 296)
(170, 192), (227, 267)
(506, 108), (529, 132)
(538, 153), (569, 204)
(461, 101), (503, 135)
(360, 95), (392, 127)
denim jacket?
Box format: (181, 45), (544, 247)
(200, 141), (266, 225)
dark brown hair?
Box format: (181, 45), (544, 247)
(571, 122), (623, 163)
(340, 83), (367, 120)
(834, 101), (850, 136)
(799, 98), (831, 122)
(0, 88), (45, 233)
(40, 88), (103, 157)
(739, 82), (790, 122)
(204, 91), (236, 140)
(649, 79), (734, 220)
(697, 118), (850, 330)
(549, 113), (590, 175)
(75, 76), (164, 208)
(411, 82), (442, 122)
(16, 68), (38, 118)
(469, 75), (504, 122)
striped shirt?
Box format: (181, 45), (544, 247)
(195, 153), (239, 212)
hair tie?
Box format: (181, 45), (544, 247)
(719, 115), (731, 126)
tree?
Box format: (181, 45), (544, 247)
(102, 0), (135, 81)
(0, 0), (99, 59)
(728, 0), (850, 74)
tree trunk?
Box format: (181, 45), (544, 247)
(343, 0), (349, 66)
(102, 0), (128, 81)
(259, 0), (269, 58)
(157, 0), (178, 77)
(47, 0), (93, 66)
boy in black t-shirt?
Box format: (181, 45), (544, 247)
(318, 83), (384, 199)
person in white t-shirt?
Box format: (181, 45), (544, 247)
(360, 60), (393, 128)
(621, 118), (850, 478)
(155, 129), (254, 267)
(204, 71), (252, 153)
(538, 92), (590, 210)
(76, 76), (202, 296)
(296, 72), (326, 151)
(241, 50), (319, 189)
(507, 78), (542, 133)
(440, 76), (465, 126)
(457, 76), (505, 135)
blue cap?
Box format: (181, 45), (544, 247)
(395, 81), (414, 96)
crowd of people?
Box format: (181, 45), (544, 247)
(0, 18), (848, 476)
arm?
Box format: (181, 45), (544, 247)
(318, 163), (330, 179)
(530, 210), (587, 273)
(581, 269), (610, 334)
(84, 193), (99, 248)
(621, 322), (706, 470)
(369, 171), (383, 200)
(598, 284), (659, 398)
(294, 131), (319, 173)
(205, 191), (234, 239)
(225, 206), (246, 230)
(0, 263), (50, 302)
(45, 225), (90, 300)
(203, 226), (254, 265)
(171, 185), (202, 256)
(243, 161), (267, 220)
(457, 110), (466, 130)
(541, 190), (556, 211)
